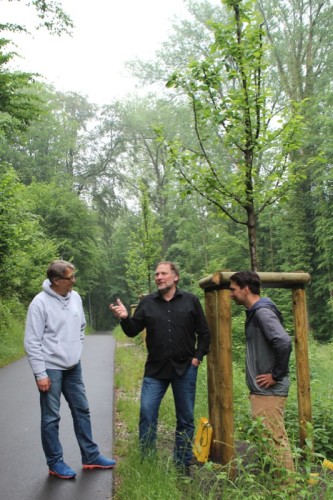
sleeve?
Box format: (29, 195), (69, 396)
(193, 297), (211, 361)
(256, 308), (292, 380)
(119, 300), (147, 338)
(24, 300), (48, 380)
(79, 295), (86, 344)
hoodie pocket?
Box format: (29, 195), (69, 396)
(51, 339), (83, 369)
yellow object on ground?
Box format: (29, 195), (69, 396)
(323, 458), (333, 470)
(193, 417), (213, 463)
(308, 472), (319, 485)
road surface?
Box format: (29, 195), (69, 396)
(0, 334), (116, 500)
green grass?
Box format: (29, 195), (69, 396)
(0, 299), (26, 367)
(0, 322), (25, 367)
(113, 327), (333, 499)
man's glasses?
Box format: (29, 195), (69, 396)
(59, 274), (76, 281)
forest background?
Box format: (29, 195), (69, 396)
(1, 0), (333, 362)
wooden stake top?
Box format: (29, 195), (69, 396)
(199, 271), (311, 290)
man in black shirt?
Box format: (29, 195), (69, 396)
(110, 261), (210, 474)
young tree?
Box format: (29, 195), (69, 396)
(165, 0), (303, 271)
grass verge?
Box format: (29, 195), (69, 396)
(0, 299), (26, 367)
(113, 327), (333, 499)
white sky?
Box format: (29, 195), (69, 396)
(2, 0), (190, 104)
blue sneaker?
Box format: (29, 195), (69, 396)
(82, 454), (116, 470)
(49, 461), (76, 479)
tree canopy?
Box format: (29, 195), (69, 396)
(1, 0), (333, 340)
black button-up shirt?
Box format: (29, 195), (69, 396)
(120, 288), (210, 378)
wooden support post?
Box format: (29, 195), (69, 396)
(292, 288), (312, 448)
(201, 270), (312, 469)
(205, 289), (234, 466)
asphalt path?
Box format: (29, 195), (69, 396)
(0, 333), (116, 500)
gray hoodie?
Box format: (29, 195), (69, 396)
(24, 279), (86, 379)
(245, 297), (292, 396)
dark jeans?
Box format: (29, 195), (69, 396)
(139, 363), (198, 466)
(39, 362), (100, 467)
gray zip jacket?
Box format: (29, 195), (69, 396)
(24, 279), (86, 379)
(245, 297), (292, 396)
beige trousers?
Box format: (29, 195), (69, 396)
(250, 394), (295, 473)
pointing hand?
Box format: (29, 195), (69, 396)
(109, 298), (128, 320)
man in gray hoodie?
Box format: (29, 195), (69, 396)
(229, 271), (294, 474)
(24, 260), (116, 479)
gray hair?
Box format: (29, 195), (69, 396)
(47, 260), (75, 283)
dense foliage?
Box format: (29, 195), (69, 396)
(1, 0), (333, 344)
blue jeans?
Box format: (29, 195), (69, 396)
(40, 362), (100, 467)
(139, 363), (198, 466)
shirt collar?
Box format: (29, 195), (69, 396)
(152, 287), (183, 301)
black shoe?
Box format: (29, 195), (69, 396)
(176, 464), (195, 479)
(185, 465), (195, 478)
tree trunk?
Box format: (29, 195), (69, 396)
(247, 207), (258, 271)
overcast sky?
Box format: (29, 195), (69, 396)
(2, 0), (190, 104)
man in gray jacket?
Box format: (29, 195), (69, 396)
(24, 260), (116, 479)
(230, 271), (294, 474)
